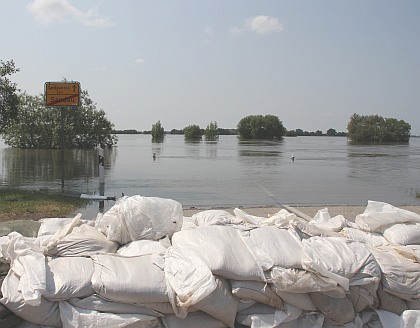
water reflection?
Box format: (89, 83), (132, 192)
(1, 147), (116, 192)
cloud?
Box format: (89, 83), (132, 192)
(231, 15), (283, 35)
(134, 58), (146, 64)
(27, 0), (114, 27)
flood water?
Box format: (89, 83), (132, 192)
(1, 134), (420, 217)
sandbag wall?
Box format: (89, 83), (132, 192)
(0, 196), (420, 328)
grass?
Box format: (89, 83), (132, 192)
(0, 188), (88, 222)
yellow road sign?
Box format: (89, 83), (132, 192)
(45, 82), (80, 107)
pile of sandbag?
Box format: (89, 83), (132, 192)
(1, 196), (420, 328)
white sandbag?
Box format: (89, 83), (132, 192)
(240, 226), (303, 271)
(370, 246), (420, 301)
(312, 208), (349, 232)
(291, 221), (342, 238)
(377, 285), (409, 315)
(269, 266), (339, 294)
(181, 216), (198, 230)
(171, 226), (265, 281)
(43, 224), (118, 257)
(0, 232), (46, 305)
(236, 303), (305, 328)
(44, 256), (94, 301)
(117, 240), (167, 256)
(355, 201), (420, 233)
(272, 289), (316, 311)
(310, 292), (355, 325)
(96, 195), (183, 244)
(375, 309), (401, 328)
(349, 282), (379, 312)
(164, 246), (217, 316)
(301, 237), (381, 291)
(394, 245), (420, 263)
(231, 280), (283, 310)
(191, 210), (240, 227)
(68, 294), (164, 316)
(341, 227), (389, 248)
(37, 217), (74, 237)
(400, 310), (420, 328)
(233, 208), (299, 228)
(192, 277), (238, 328)
(91, 254), (169, 304)
(59, 301), (160, 328)
(383, 224), (420, 245)
(162, 311), (228, 328)
(0, 270), (61, 327)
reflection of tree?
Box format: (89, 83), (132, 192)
(238, 140), (283, 157)
(1, 147), (117, 189)
(205, 141), (218, 158)
(184, 140), (202, 158)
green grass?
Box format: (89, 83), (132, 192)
(0, 188), (88, 222)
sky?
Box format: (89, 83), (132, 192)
(1, 0), (420, 134)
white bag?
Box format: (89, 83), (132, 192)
(171, 226), (265, 281)
(59, 301), (160, 328)
(91, 254), (168, 304)
(96, 196), (183, 244)
(44, 256), (94, 300)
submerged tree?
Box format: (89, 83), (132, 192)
(347, 114), (410, 143)
(151, 120), (165, 140)
(204, 121), (219, 141)
(183, 124), (202, 140)
(237, 114), (286, 140)
(2, 90), (117, 148)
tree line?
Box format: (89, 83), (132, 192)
(1, 60), (412, 148)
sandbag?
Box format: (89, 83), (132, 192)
(68, 294), (164, 316)
(171, 226), (265, 281)
(91, 254), (168, 304)
(163, 311), (228, 328)
(96, 195), (183, 244)
(43, 223), (118, 257)
(164, 246), (217, 316)
(301, 236), (381, 291)
(44, 256), (94, 301)
(371, 246), (420, 301)
(310, 292), (355, 325)
(0, 270), (61, 327)
(231, 280), (283, 310)
(117, 240), (167, 256)
(192, 277), (238, 328)
(355, 201), (420, 232)
(240, 226), (303, 270)
(59, 301), (160, 328)
(383, 223), (420, 245)
(191, 210), (240, 227)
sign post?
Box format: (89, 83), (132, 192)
(44, 81), (80, 189)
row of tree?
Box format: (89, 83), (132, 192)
(1, 60), (412, 148)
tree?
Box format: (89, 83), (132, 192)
(347, 113), (410, 143)
(326, 128), (337, 136)
(183, 124), (202, 140)
(151, 120), (165, 140)
(237, 114), (286, 140)
(0, 60), (20, 133)
(204, 121), (219, 141)
(2, 89), (118, 148)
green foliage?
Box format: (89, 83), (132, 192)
(151, 120), (165, 140)
(326, 128), (337, 136)
(183, 124), (203, 140)
(2, 90), (118, 149)
(347, 113), (411, 143)
(0, 60), (20, 133)
(237, 114), (286, 140)
(204, 121), (219, 140)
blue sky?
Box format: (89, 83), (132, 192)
(1, 1), (419, 134)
